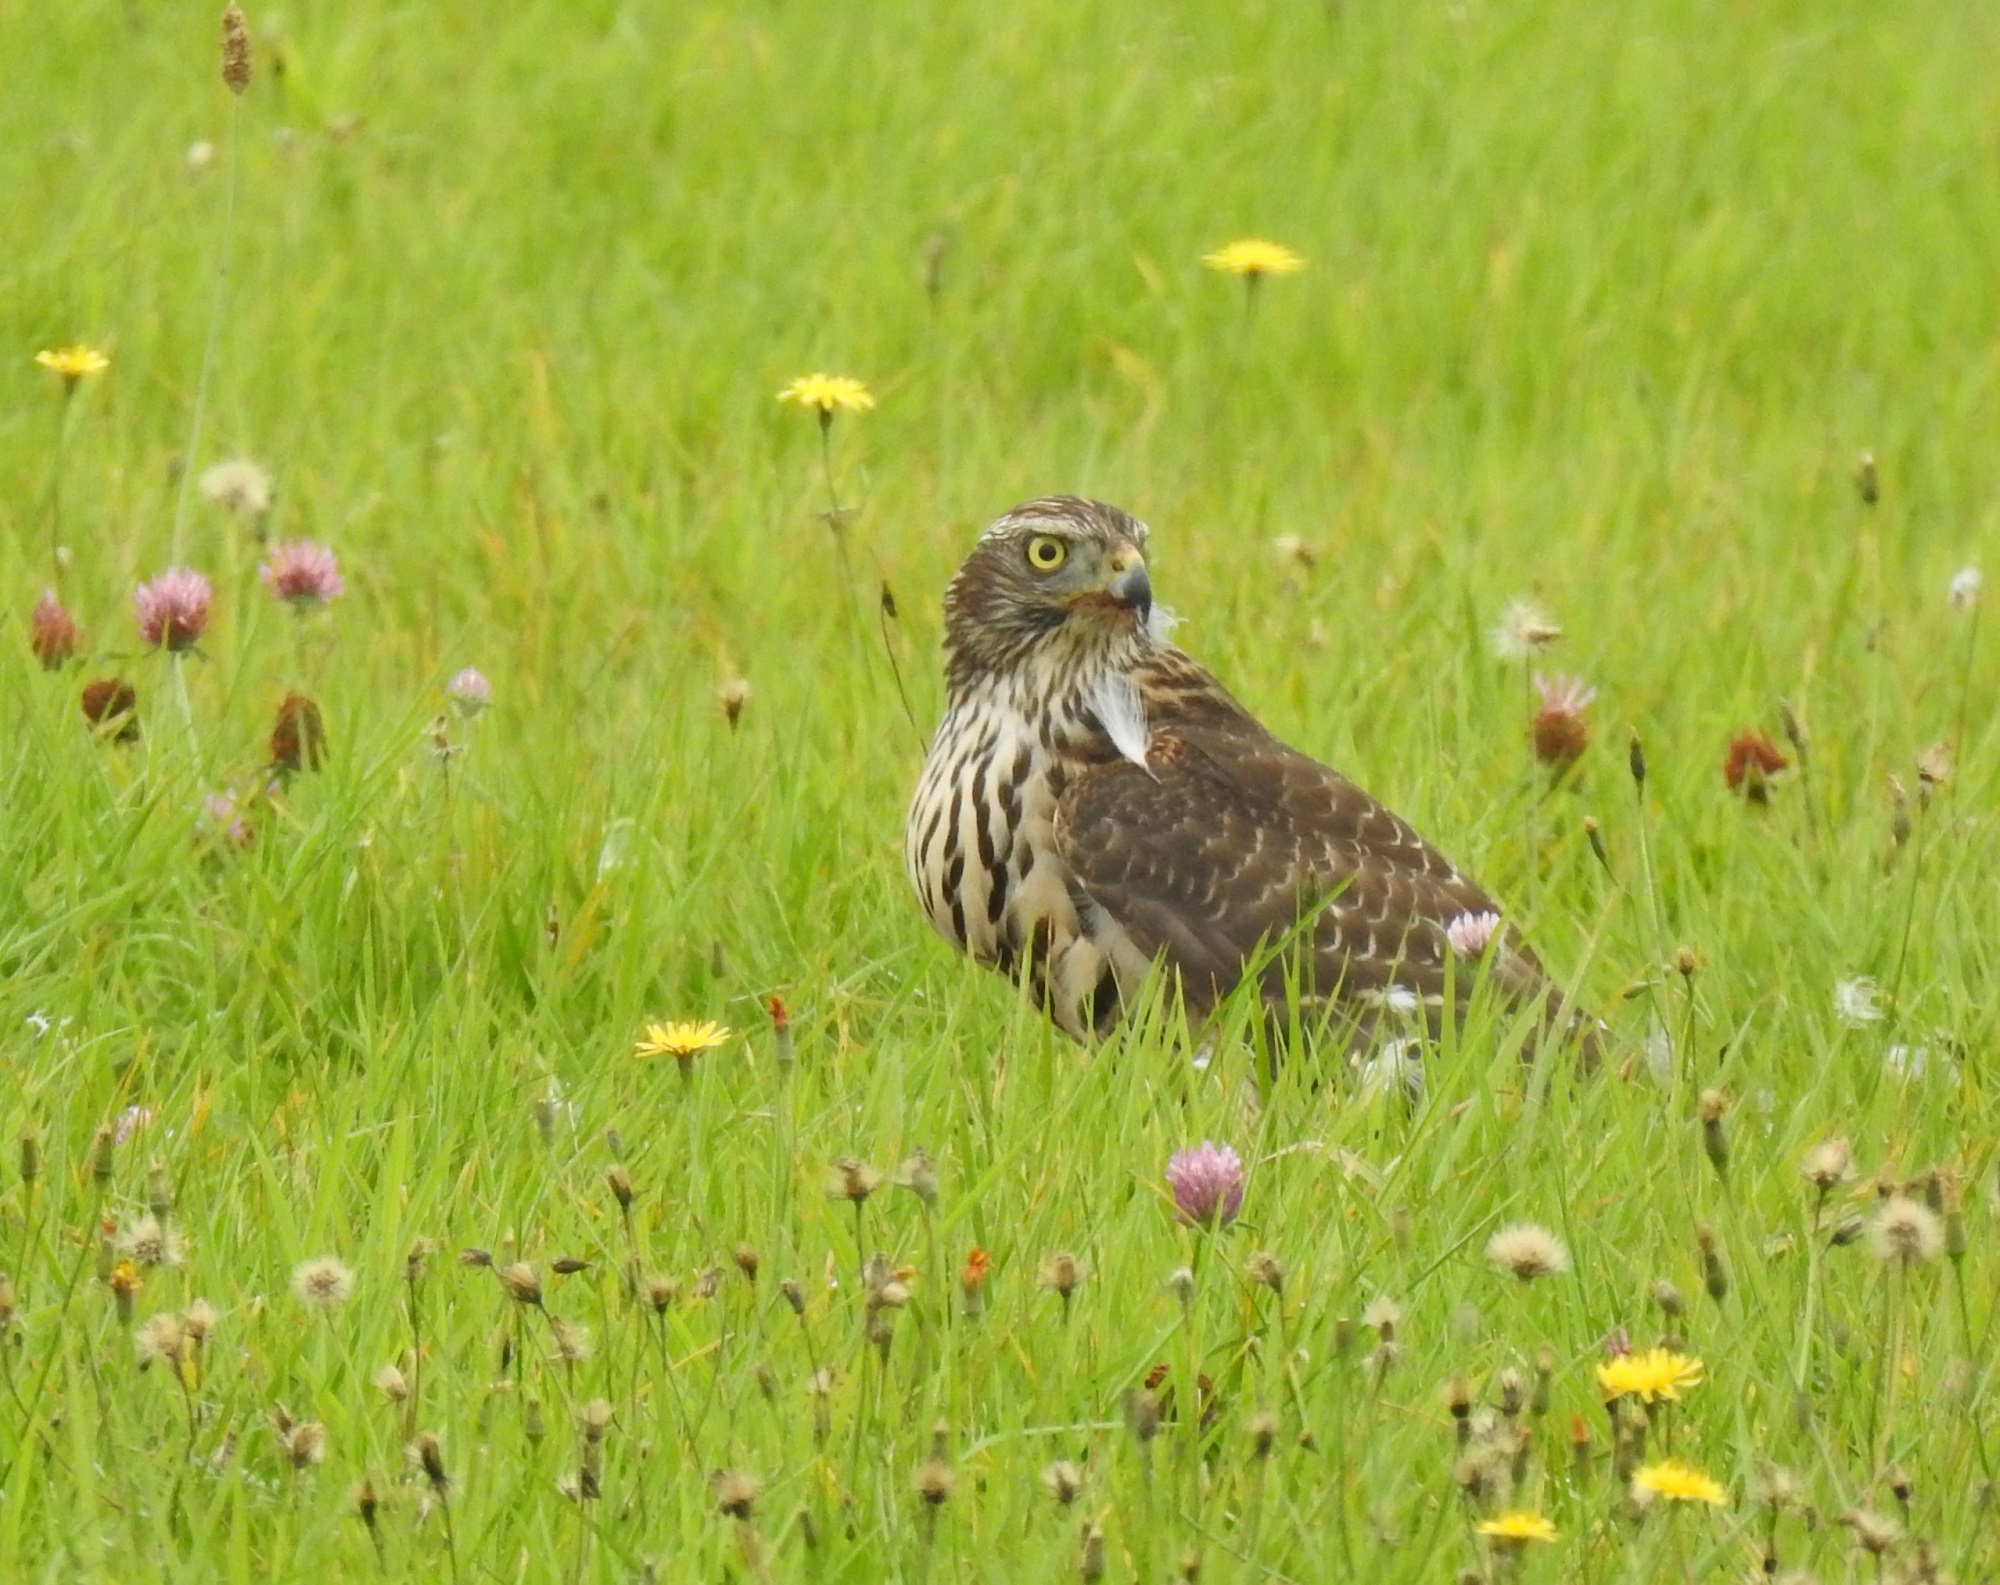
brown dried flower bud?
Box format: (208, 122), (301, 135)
(712, 1469), (759, 1520)
(19, 1126), (41, 1185)
(81, 678), (141, 743)
(1125, 1387), (1161, 1445)
(734, 1244), (760, 1283)
(1043, 1459), (1083, 1506)
(913, 1459), (954, 1506)
(550, 1257), (591, 1277)
(830, 1157), (881, 1204)
(1246, 1250), (1285, 1295)
(1247, 1408), (1280, 1459)
(1695, 1222), (1730, 1301)
(1698, 1089), (1730, 1177)
(285, 1421), (327, 1469)
(644, 1273), (680, 1313)
(605, 1165), (634, 1209)
(897, 1148), (939, 1208)
(1042, 1250), (1081, 1303)
(414, 1431), (448, 1490)
(779, 1277), (805, 1315)
(1080, 1520), (1105, 1580)
(498, 1262), (543, 1307)
(30, 591), (78, 669)
(269, 691), (327, 775)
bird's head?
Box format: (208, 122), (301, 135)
(941, 496), (1158, 686)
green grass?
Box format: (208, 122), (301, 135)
(4, 0), (2000, 1577)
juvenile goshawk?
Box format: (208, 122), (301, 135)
(904, 495), (1578, 1047)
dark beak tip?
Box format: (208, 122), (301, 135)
(1111, 565), (1153, 623)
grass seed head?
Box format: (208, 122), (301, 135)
(220, 4), (252, 93)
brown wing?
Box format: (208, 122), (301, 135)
(1053, 718), (1543, 1021)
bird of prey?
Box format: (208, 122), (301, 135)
(904, 495), (1585, 1050)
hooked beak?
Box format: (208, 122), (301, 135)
(1104, 543), (1152, 626)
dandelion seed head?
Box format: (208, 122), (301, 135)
(1870, 1196), (1944, 1265)
(135, 1311), (187, 1368)
(1833, 977), (1885, 1028)
(1490, 598), (1562, 660)
(1802, 1138), (1852, 1192)
(200, 458), (274, 518)
(1485, 1222), (1570, 1282)
(291, 1255), (355, 1311)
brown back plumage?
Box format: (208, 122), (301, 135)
(905, 496), (1584, 1049)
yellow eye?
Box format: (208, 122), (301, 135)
(1026, 535), (1068, 571)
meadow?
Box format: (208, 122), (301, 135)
(4, 0), (2000, 1577)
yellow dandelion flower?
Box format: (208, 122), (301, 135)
(635, 1019), (733, 1062)
(1595, 1347), (1705, 1404)
(1633, 1458), (1728, 1506)
(1476, 1509), (1560, 1544)
(35, 345), (111, 388)
(777, 374), (875, 416)
(1202, 239), (1306, 279)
